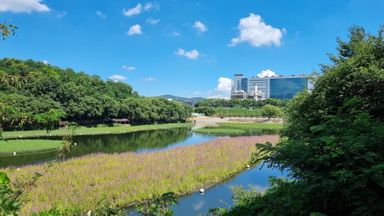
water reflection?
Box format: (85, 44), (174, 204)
(171, 164), (286, 216)
(0, 127), (217, 168)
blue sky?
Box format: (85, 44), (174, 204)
(1, 0), (383, 98)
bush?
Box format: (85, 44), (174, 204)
(218, 26), (384, 215)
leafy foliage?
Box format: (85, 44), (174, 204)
(0, 172), (20, 216)
(195, 98), (288, 109)
(260, 105), (282, 120)
(194, 106), (215, 116)
(217, 26), (384, 215)
(0, 22), (17, 40)
(137, 192), (178, 216)
(0, 58), (191, 130)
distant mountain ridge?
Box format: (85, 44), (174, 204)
(158, 95), (205, 106)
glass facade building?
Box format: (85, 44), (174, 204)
(269, 77), (308, 99)
(241, 78), (248, 92)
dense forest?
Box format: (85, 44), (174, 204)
(0, 58), (192, 130)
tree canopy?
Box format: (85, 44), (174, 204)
(215, 26), (384, 215)
(0, 58), (191, 130)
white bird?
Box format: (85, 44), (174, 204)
(87, 210), (92, 216)
(199, 188), (205, 193)
(13, 152), (16, 156)
(246, 164), (250, 169)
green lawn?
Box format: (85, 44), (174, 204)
(0, 140), (62, 153)
(193, 128), (245, 135)
(3, 123), (191, 139)
(193, 122), (283, 135)
(218, 122), (283, 130)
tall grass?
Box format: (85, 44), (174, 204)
(4, 135), (279, 215)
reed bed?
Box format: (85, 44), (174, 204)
(4, 135), (279, 215)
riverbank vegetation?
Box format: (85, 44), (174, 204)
(3, 135), (279, 215)
(195, 98), (287, 109)
(194, 106), (283, 118)
(0, 58), (192, 131)
(214, 27), (384, 215)
(194, 98), (286, 117)
(3, 123), (190, 139)
(194, 122), (282, 135)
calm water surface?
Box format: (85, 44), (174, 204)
(128, 164), (286, 216)
(0, 127), (217, 167)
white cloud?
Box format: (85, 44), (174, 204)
(257, 69), (277, 78)
(123, 2), (159, 17)
(127, 24), (142, 35)
(144, 2), (159, 11)
(123, 3), (142, 16)
(146, 17), (160, 25)
(109, 74), (127, 82)
(143, 77), (156, 81)
(193, 21), (207, 33)
(208, 94), (230, 99)
(215, 77), (232, 92)
(230, 13), (285, 47)
(41, 60), (48, 65)
(171, 32), (181, 37)
(122, 65), (135, 71)
(0, 0), (50, 13)
(96, 10), (106, 19)
(176, 48), (199, 60)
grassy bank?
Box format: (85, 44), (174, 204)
(4, 135), (279, 215)
(3, 123), (191, 139)
(194, 122), (283, 135)
(0, 140), (62, 154)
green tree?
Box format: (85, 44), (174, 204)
(34, 109), (65, 133)
(0, 22), (17, 40)
(260, 105), (282, 120)
(218, 26), (384, 215)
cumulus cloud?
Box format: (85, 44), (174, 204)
(143, 76), (156, 81)
(127, 24), (142, 35)
(96, 10), (106, 19)
(0, 0), (50, 13)
(193, 21), (207, 33)
(146, 17), (160, 25)
(215, 77), (232, 92)
(257, 69), (277, 78)
(176, 48), (199, 60)
(123, 2), (159, 17)
(122, 65), (135, 71)
(109, 74), (127, 82)
(230, 13), (285, 47)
